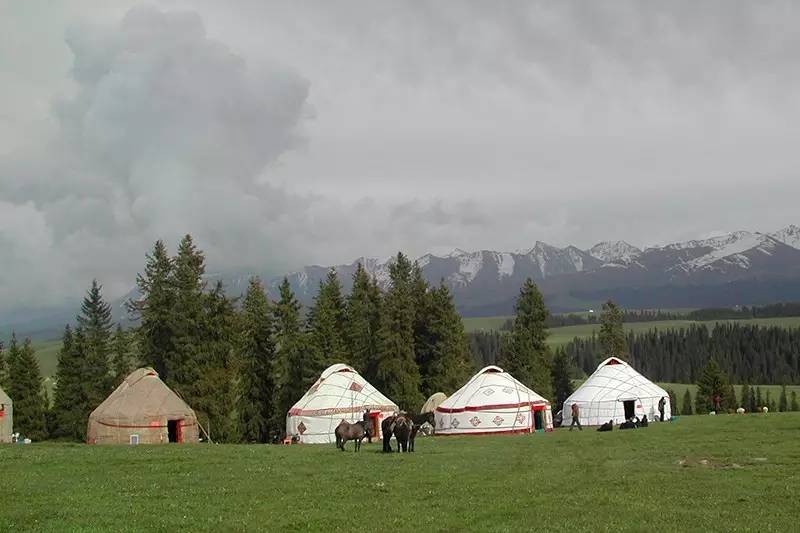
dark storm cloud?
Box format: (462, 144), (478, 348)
(2, 1), (800, 311)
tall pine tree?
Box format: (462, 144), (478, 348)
(77, 280), (114, 410)
(273, 278), (312, 430)
(695, 359), (729, 413)
(129, 240), (175, 376)
(417, 282), (473, 397)
(0, 339), (7, 389)
(791, 391), (799, 412)
(599, 300), (627, 357)
(237, 277), (277, 443)
(375, 253), (424, 412)
(52, 325), (88, 440)
(681, 388), (693, 415)
(778, 385), (788, 412)
(111, 325), (133, 385)
(307, 269), (348, 368)
(499, 279), (552, 399)
(192, 280), (238, 442)
(168, 235), (207, 400)
(551, 349), (574, 411)
(8, 337), (47, 440)
(345, 264), (382, 377)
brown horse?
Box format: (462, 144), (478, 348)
(393, 413), (413, 453)
(335, 420), (370, 452)
(381, 415), (396, 452)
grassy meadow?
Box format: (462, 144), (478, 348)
(3, 413), (799, 532)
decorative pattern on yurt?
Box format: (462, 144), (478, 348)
(286, 363), (398, 444)
(560, 357), (672, 427)
(435, 365), (553, 435)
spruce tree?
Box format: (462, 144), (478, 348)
(740, 383), (752, 412)
(375, 252), (424, 411)
(681, 389), (693, 415)
(8, 337), (46, 440)
(498, 279), (552, 399)
(599, 300), (627, 357)
(274, 278), (312, 430)
(778, 385), (788, 412)
(0, 340), (7, 389)
(52, 325), (89, 440)
(747, 383), (757, 413)
(765, 390), (774, 412)
(169, 235), (207, 400)
(791, 391), (799, 412)
(345, 264), (382, 377)
(192, 280), (238, 443)
(307, 269), (348, 368)
(129, 240), (175, 377)
(418, 282), (473, 397)
(755, 386), (764, 409)
(666, 388), (677, 414)
(237, 277), (277, 443)
(695, 359), (728, 413)
(111, 325), (133, 385)
(551, 349), (574, 411)
(77, 280), (114, 411)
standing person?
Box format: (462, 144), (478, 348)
(658, 396), (666, 422)
(569, 403), (582, 431)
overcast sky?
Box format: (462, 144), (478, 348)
(2, 1), (800, 311)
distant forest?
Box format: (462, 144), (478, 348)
(496, 301), (800, 330)
(470, 322), (800, 385)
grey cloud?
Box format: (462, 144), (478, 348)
(2, 1), (800, 314)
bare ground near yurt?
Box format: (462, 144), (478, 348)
(3, 414), (800, 532)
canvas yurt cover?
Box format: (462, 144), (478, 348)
(420, 392), (447, 414)
(561, 357), (671, 427)
(0, 386), (12, 443)
(87, 368), (199, 445)
(435, 365), (553, 435)
(286, 363), (398, 444)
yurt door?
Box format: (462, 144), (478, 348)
(623, 400), (635, 420)
(168, 420), (183, 443)
(369, 412), (381, 441)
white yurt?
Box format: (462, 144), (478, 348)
(420, 392), (447, 414)
(435, 365), (553, 435)
(286, 363), (398, 444)
(561, 357), (671, 427)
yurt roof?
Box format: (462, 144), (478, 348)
(89, 367), (196, 422)
(288, 363), (398, 417)
(567, 357), (668, 402)
(0, 385), (11, 404)
(436, 365), (549, 414)
(420, 392), (447, 414)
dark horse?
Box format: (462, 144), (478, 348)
(335, 420), (371, 452)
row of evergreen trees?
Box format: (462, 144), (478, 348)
(557, 323), (800, 385)
(9, 236), (562, 442)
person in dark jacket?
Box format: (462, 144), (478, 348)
(658, 397), (667, 421)
(640, 414), (648, 427)
(597, 420), (613, 432)
(619, 418), (637, 430)
(569, 403), (582, 431)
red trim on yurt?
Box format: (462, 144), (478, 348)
(288, 404), (397, 417)
(95, 420), (197, 429)
(605, 358), (623, 365)
(436, 428), (532, 437)
(436, 400), (549, 414)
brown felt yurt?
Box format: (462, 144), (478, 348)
(87, 368), (199, 445)
(0, 386), (12, 443)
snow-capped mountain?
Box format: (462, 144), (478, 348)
(588, 241), (642, 264)
(268, 225), (800, 315)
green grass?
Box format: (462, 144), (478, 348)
(3, 414), (800, 531)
